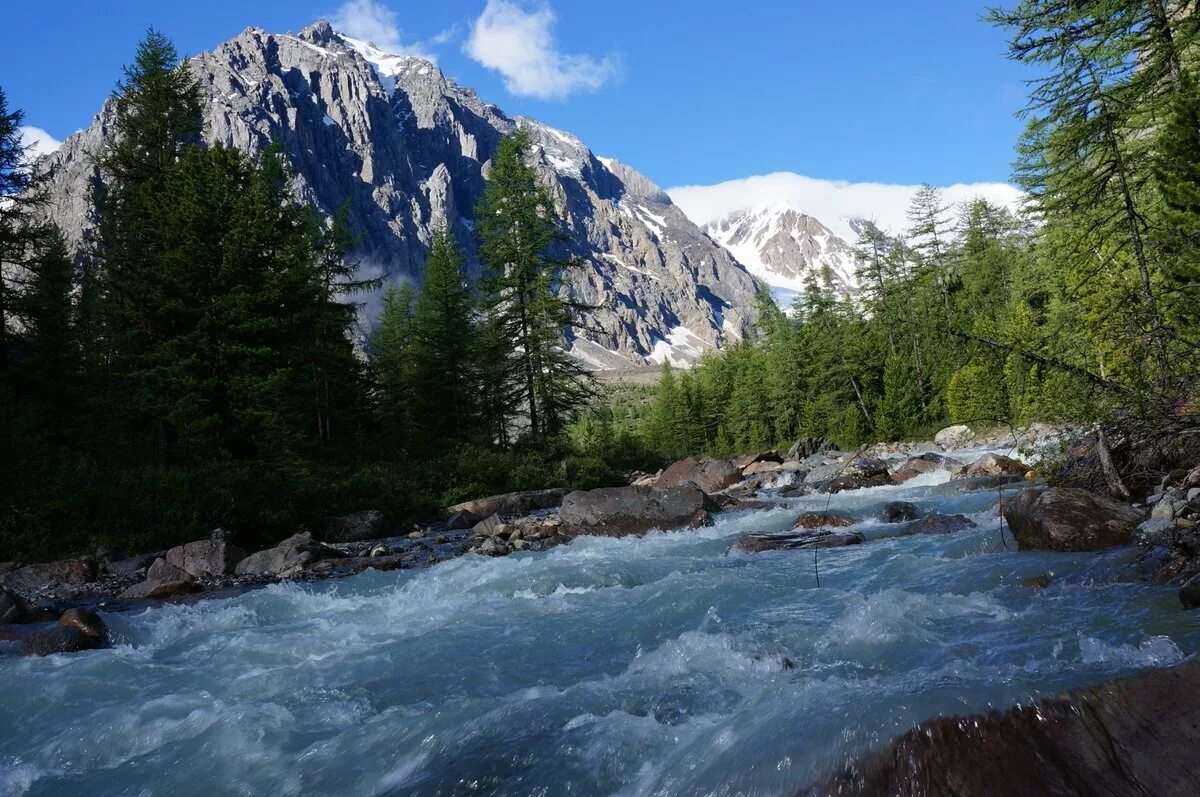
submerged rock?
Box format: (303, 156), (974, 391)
(881, 502), (920, 524)
(902, 513), (977, 536)
(58, 607), (108, 641)
(822, 658), (1200, 797)
(931, 475), (1024, 496)
(793, 511), (858, 530)
(733, 529), (864, 553)
(1003, 487), (1145, 552)
(21, 627), (102, 657)
(559, 483), (716, 538)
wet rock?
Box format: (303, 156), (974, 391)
(890, 453), (958, 484)
(559, 483), (717, 538)
(793, 511), (858, 530)
(810, 456), (892, 494)
(1134, 518), (1176, 548)
(369, 544), (390, 557)
(105, 552), (160, 578)
(653, 457), (741, 493)
(1021, 573), (1051, 590)
(1003, 487), (1145, 552)
(822, 658), (1200, 797)
(733, 528), (864, 553)
(930, 474), (1024, 496)
(58, 607), (108, 641)
(235, 532), (345, 576)
(881, 502), (920, 523)
(964, 453), (1029, 478)
(902, 513), (977, 536)
(118, 558), (204, 600)
(1180, 574), (1200, 609)
(21, 627), (102, 657)
(742, 460), (783, 477)
(321, 510), (388, 542)
(933, 424), (973, 449)
(0, 587), (32, 623)
(0, 557), (98, 593)
(446, 488), (570, 520)
(165, 539), (246, 577)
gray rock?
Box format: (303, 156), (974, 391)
(165, 539), (246, 577)
(321, 510), (389, 543)
(1003, 487), (1145, 552)
(559, 483), (716, 538)
(733, 529), (864, 553)
(0, 558), (98, 593)
(447, 488), (570, 519)
(35, 21), (762, 367)
(235, 532), (345, 576)
(963, 453), (1029, 478)
(105, 552), (161, 578)
(118, 558), (204, 600)
(902, 513), (977, 535)
(1134, 518), (1176, 548)
(934, 424), (973, 449)
(653, 457), (742, 493)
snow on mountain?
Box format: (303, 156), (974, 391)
(703, 202), (858, 306)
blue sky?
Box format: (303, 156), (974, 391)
(5, 1), (1030, 231)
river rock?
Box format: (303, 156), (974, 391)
(443, 510), (482, 531)
(105, 552), (161, 578)
(733, 450), (782, 471)
(0, 557), (99, 593)
(785, 436), (834, 461)
(881, 502), (920, 523)
(654, 457), (741, 493)
(934, 424), (973, 449)
(733, 528), (864, 553)
(1003, 487), (1145, 552)
(118, 558), (204, 600)
(165, 539), (246, 577)
(817, 457), (892, 494)
(321, 510), (389, 542)
(793, 511), (858, 530)
(742, 460), (783, 477)
(1134, 518), (1176, 548)
(964, 453), (1029, 478)
(822, 658), (1200, 797)
(559, 483), (716, 538)
(0, 587), (32, 623)
(235, 532), (345, 576)
(902, 513), (977, 535)
(930, 474), (1024, 496)
(446, 488), (570, 520)
(58, 607), (108, 641)
(21, 627), (102, 657)
(890, 453), (958, 483)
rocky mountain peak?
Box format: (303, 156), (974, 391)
(38, 21), (762, 367)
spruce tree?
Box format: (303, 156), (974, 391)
(476, 129), (595, 443)
(373, 282), (417, 445)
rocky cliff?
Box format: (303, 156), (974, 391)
(38, 20), (762, 367)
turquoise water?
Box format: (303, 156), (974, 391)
(1, 469), (1194, 796)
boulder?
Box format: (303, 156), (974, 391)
(118, 558), (204, 600)
(21, 627), (102, 657)
(785, 436), (834, 461)
(105, 552), (161, 578)
(321, 510), (389, 542)
(0, 587), (32, 624)
(890, 452), (960, 484)
(654, 457), (741, 493)
(732, 529), (864, 553)
(446, 488), (570, 519)
(965, 453), (1029, 478)
(930, 474), (1024, 496)
(732, 450), (782, 471)
(0, 557), (98, 593)
(934, 424), (973, 449)
(793, 511), (858, 530)
(822, 659), (1200, 797)
(902, 513), (978, 535)
(559, 483), (716, 538)
(1134, 518), (1176, 548)
(817, 457), (892, 494)
(58, 607), (108, 641)
(742, 460), (783, 477)
(881, 502), (920, 524)
(164, 539), (246, 577)
(443, 510), (481, 531)
(1003, 487), (1145, 552)
(234, 532), (345, 576)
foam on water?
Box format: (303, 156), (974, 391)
(1, 471), (1195, 796)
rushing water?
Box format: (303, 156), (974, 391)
(1, 458), (1196, 796)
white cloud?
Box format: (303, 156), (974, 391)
(668, 172), (1024, 243)
(331, 0), (436, 61)
(465, 0), (618, 100)
(18, 126), (62, 159)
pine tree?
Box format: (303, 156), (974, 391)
(476, 129), (595, 443)
(373, 282), (417, 445)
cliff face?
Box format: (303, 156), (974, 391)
(39, 20), (762, 367)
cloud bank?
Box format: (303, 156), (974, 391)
(18, 126), (62, 159)
(331, 0), (437, 61)
(465, 0), (618, 100)
(668, 172), (1024, 242)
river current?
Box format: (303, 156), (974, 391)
(1, 452), (1195, 796)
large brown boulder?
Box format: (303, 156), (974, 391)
(21, 627), (102, 657)
(964, 452), (1028, 478)
(559, 483), (716, 538)
(654, 457), (742, 493)
(821, 659), (1200, 797)
(1004, 487), (1145, 552)
(446, 488), (570, 519)
(118, 558), (204, 600)
(234, 532), (345, 577)
(0, 558), (98, 593)
(164, 539), (246, 577)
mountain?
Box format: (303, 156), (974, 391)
(703, 202), (858, 305)
(37, 21), (762, 368)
